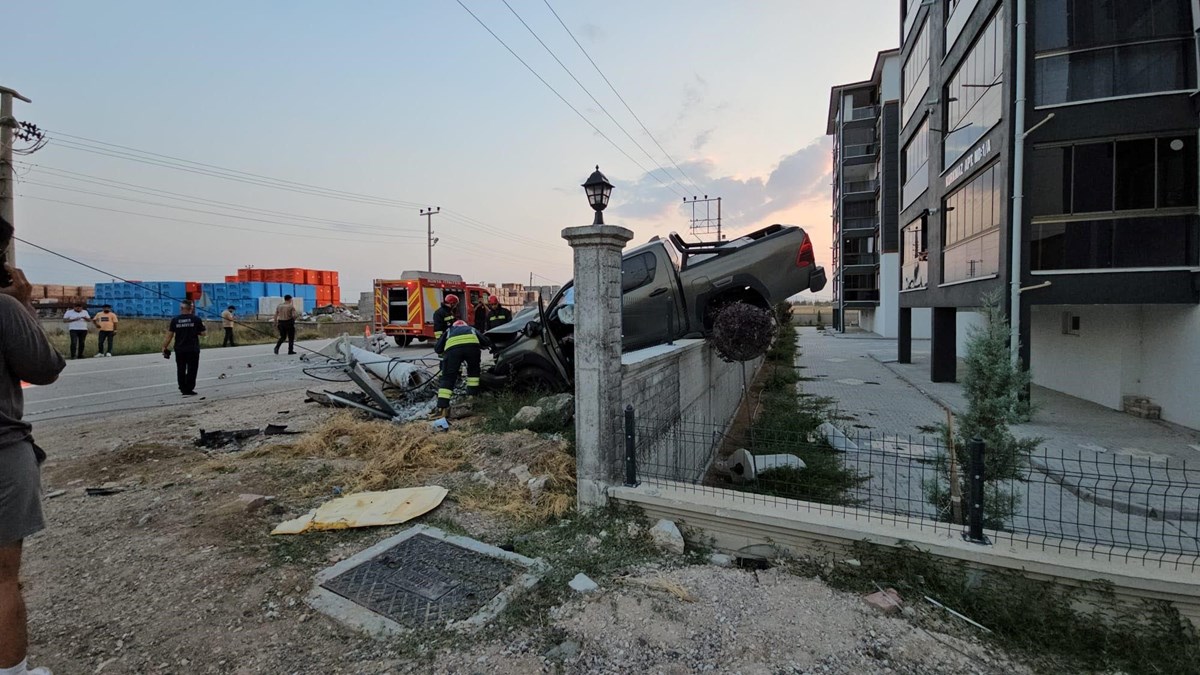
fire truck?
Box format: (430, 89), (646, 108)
(372, 272), (488, 346)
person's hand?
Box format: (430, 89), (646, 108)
(163, 348), (171, 359)
(0, 265), (35, 313)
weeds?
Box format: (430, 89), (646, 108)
(790, 541), (1200, 675)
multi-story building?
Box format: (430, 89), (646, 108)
(896, 0), (1200, 429)
(828, 49), (932, 337)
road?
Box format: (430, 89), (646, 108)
(24, 339), (440, 424)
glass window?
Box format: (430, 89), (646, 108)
(901, 216), (928, 290)
(1072, 143), (1114, 212)
(1033, 0), (1195, 106)
(1031, 215), (1199, 270)
(943, 163), (1002, 283)
(1158, 136), (1199, 207)
(902, 21), (931, 126)
(621, 252), (656, 293)
(944, 9), (1005, 167)
(1114, 139), (1156, 210)
(902, 118), (930, 208)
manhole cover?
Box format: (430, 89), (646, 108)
(310, 526), (546, 635)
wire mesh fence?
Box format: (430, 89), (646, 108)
(624, 408), (1200, 570)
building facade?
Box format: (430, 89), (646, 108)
(828, 51), (904, 335)
(897, 0), (1200, 429)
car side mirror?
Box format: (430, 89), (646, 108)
(524, 321), (542, 337)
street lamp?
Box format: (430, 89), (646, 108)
(581, 165), (613, 225)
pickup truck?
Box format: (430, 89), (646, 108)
(482, 223), (826, 391)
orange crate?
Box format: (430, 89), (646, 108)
(225, 275), (238, 283)
(249, 269), (265, 282)
(287, 269), (305, 284)
(304, 270), (320, 285)
(236, 269), (248, 281)
(327, 271), (339, 286)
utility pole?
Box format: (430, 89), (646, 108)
(0, 86), (31, 268)
(420, 206), (440, 272)
(683, 195), (722, 241)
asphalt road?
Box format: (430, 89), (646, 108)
(24, 339), (440, 424)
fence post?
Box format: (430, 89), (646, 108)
(624, 404), (639, 487)
(965, 436), (989, 544)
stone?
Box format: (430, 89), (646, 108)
(649, 519), (685, 554)
(511, 406), (544, 427)
(472, 471), (496, 488)
(863, 588), (902, 614)
(526, 475), (549, 501)
(707, 553), (734, 568)
(508, 464), (534, 483)
(136, 513), (153, 527)
(535, 393), (574, 424)
(237, 494), (275, 513)
(568, 573), (599, 593)
(544, 640), (581, 661)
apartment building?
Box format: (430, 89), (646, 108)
(897, 0), (1200, 429)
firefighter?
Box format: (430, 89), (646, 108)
(486, 295), (513, 330)
(432, 319), (490, 419)
(432, 293), (459, 341)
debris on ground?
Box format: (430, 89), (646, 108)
(509, 393), (575, 429)
(714, 447), (806, 482)
(568, 573), (599, 593)
(617, 573), (697, 602)
(648, 519), (685, 554)
(708, 552), (734, 567)
(864, 587), (903, 614)
(271, 485), (448, 535)
(195, 424), (299, 450)
(84, 485), (128, 497)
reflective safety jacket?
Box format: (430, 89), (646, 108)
(432, 305), (456, 339)
(486, 306), (513, 330)
(434, 323), (491, 354)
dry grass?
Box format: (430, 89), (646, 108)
(250, 411), (576, 523)
(617, 574), (697, 603)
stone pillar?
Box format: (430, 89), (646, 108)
(931, 307), (957, 383)
(898, 307), (912, 364)
(562, 224), (634, 509)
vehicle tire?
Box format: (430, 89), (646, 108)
(512, 366), (561, 393)
(708, 301), (775, 362)
(393, 335), (413, 347)
(417, 336), (430, 343)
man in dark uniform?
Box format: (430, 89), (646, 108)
(431, 293), (459, 342)
(485, 295), (513, 330)
(432, 319), (490, 419)
(162, 300), (206, 396)
(473, 297), (489, 333)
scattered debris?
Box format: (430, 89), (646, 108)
(271, 485), (448, 535)
(618, 574), (696, 602)
(925, 595), (992, 632)
(263, 424), (297, 436)
(543, 640), (581, 661)
(508, 464), (534, 483)
(195, 428), (261, 449)
(431, 417), (450, 432)
(864, 587), (903, 614)
(85, 485), (127, 497)
(236, 493), (276, 513)
(569, 573), (599, 594)
(45, 489), (67, 499)
(648, 519), (685, 554)
(707, 552), (734, 567)
(715, 448), (806, 482)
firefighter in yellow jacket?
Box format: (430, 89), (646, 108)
(432, 319), (490, 418)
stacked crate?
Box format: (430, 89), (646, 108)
(233, 267), (339, 306)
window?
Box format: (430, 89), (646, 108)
(902, 118), (930, 208)
(903, 0), (926, 42)
(944, 8), (1005, 167)
(945, 0), (983, 52)
(621, 252), (656, 292)
(901, 216), (929, 290)
(1031, 215), (1200, 270)
(1034, 0), (1196, 106)
(1031, 134), (1199, 215)
(942, 163), (1002, 283)
(1061, 312), (1081, 335)
(902, 20), (931, 126)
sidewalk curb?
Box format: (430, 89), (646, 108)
(870, 354), (962, 416)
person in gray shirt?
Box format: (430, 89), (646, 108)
(0, 216), (65, 675)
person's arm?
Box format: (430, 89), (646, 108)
(62, 311), (72, 323)
(162, 318), (176, 353)
(197, 318), (206, 336)
(0, 298), (66, 386)
(434, 330), (448, 354)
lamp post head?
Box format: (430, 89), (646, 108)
(581, 165), (614, 225)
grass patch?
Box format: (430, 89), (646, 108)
(789, 541), (1200, 675)
(43, 317), (279, 357)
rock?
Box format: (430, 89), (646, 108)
(526, 475), (549, 501)
(136, 513), (153, 527)
(863, 588), (902, 614)
(842, 558), (862, 567)
(510, 406), (544, 427)
(472, 471), (496, 488)
(237, 494), (275, 513)
(568, 573), (599, 593)
(45, 489), (67, 499)
(708, 553), (734, 567)
(544, 640), (581, 661)
(509, 464), (534, 483)
(534, 393), (574, 424)
(649, 519), (685, 554)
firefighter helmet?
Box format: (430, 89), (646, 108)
(452, 320), (468, 327)
(444, 294), (459, 305)
(488, 295), (499, 304)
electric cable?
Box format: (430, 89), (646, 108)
(500, 0), (691, 198)
(454, 0), (691, 199)
(542, 0), (705, 195)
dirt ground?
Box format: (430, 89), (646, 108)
(22, 388), (1032, 674)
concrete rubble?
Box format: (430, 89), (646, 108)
(569, 573), (599, 594)
(863, 588), (903, 614)
(649, 519), (685, 554)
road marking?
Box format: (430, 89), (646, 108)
(53, 349), (319, 377)
(25, 364), (300, 404)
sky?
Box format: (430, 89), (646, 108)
(8, 0), (898, 301)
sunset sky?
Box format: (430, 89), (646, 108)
(9, 1), (897, 300)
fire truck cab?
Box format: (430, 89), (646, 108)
(373, 272), (487, 347)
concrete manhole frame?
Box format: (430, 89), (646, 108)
(308, 525), (548, 636)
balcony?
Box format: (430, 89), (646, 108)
(842, 216), (879, 232)
(849, 105), (878, 121)
(842, 288), (881, 305)
(841, 252), (877, 266)
(843, 179), (879, 195)
(843, 143), (878, 159)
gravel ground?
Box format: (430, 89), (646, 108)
(20, 388), (1033, 674)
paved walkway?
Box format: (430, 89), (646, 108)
(795, 328), (1200, 559)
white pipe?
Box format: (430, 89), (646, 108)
(1008, 0), (1028, 365)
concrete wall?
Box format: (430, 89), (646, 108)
(1031, 305), (1200, 430)
(621, 339), (758, 483)
(955, 310), (985, 356)
(875, 253), (899, 337)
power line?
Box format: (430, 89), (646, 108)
(500, 0), (690, 198)
(542, 0), (705, 195)
(454, 0), (690, 199)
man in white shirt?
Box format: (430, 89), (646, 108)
(61, 302), (90, 359)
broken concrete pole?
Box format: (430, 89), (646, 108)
(563, 224), (633, 509)
(649, 519), (686, 554)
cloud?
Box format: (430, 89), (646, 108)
(691, 129), (713, 151)
(611, 136), (832, 229)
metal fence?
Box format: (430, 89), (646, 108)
(622, 408), (1200, 570)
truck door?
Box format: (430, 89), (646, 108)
(620, 249), (682, 351)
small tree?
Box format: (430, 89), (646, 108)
(924, 291), (1040, 529)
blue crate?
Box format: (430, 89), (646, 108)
(279, 283), (294, 298)
(244, 282), (265, 298)
(295, 284), (316, 299)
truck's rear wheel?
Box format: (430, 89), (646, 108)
(394, 335), (413, 347)
(512, 366), (561, 393)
